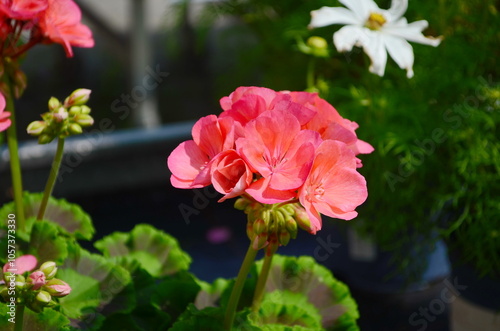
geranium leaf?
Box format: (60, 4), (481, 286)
(0, 305), (70, 331)
(256, 255), (360, 331)
(29, 221), (68, 264)
(249, 291), (323, 330)
(0, 192), (94, 242)
(94, 224), (191, 277)
(57, 242), (134, 329)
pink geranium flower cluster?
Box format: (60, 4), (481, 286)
(0, 0), (94, 58)
(168, 87), (374, 234)
(0, 0), (94, 127)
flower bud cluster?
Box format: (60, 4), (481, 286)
(0, 260), (71, 313)
(236, 196), (315, 255)
(27, 88), (93, 144)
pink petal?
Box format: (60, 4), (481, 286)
(167, 140), (210, 185)
(246, 177), (296, 204)
(3, 255), (37, 274)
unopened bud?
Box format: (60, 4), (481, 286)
(234, 197), (250, 211)
(293, 205), (314, 233)
(74, 114), (94, 127)
(273, 210), (286, 228)
(35, 290), (52, 304)
(68, 106), (82, 116)
(39, 261), (57, 279)
(279, 231), (291, 246)
(285, 219), (298, 239)
(307, 36), (328, 50)
(68, 123), (83, 135)
(27, 271), (46, 290)
(38, 134), (54, 145)
(252, 233), (269, 251)
(15, 274), (26, 290)
(53, 107), (68, 122)
(80, 105), (91, 114)
(27, 121), (46, 136)
(44, 279), (71, 297)
(48, 97), (61, 111)
(253, 219), (267, 235)
(64, 88), (91, 107)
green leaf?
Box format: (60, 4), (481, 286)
(57, 242), (134, 329)
(255, 255), (360, 331)
(194, 278), (230, 309)
(29, 221), (69, 264)
(0, 192), (94, 242)
(94, 224), (191, 277)
(249, 291), (323, 331)
(0, 305), (70, 331)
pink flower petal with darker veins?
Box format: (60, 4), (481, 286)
(3, 254), (37, 274)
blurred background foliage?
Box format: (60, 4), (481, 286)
(9, 0), (499, 277)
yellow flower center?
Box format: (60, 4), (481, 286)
(365, 12), (387, 30)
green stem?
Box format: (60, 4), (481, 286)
(37, 138), (65, 220)
(224, 243), (258, 330)
(5, 89), (25, 231)
(251, 251), (274, 312)
(14, 304), (24, 331)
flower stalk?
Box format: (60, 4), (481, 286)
(37, 138), (65, 220)
(223, 242), (258, 330)
(4, 86), (25, 231)
(14, 304), (24, 331)
(251, 251), (274, 312)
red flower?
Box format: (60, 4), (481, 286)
(37, 0), (94, 57)
(0, 0), (47, 20)
(299, 140), (368, 233)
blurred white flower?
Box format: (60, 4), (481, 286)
(309, 0), (442, 78)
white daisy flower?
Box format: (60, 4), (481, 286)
(309, 0), (442, 78)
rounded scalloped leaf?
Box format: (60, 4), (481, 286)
(194, 278), (230, 309)
(94, 224), (191, 277)
(0, 305), (70, 331)
(0, 192), (94, 242)
(255, 255), (360, 331)
(249, 290), (323, 330)
(57, 241), (134, 328)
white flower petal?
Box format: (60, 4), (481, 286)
(386, 0), (408, 22)
(309, 6), (360, 28)
(383, 35), (414, 78)
(360, 32), (388, 76)
(339, 0), (379, 22)
(384, 20), (442, 46)
(333, 25), (368, 52)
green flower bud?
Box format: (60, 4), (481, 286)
(234, 197), (250, 211)
(27, 121), (47, 136)
(273, 210), (286, 228)
(74, 114), (94, 127)
(279, 231), (291, 246)
(252, 233), (269, 251)
(68, 123), (83, 135)
(15, 274), (26, 290)
(253, 219), (267, 235)
(48, 97), (61, 111)
(36, 290), (52, 304)
(80, 105), (91, 114)
(293, 205), (314, 233)
(246, 221), (254, 240)
(38, 134), (54, 145)
(68, 106), (82, 116)
(64, 88), (91, 107)
(285, 219), (298, 239)
(307, 36), (328, 50)
(39, 261), (57, 279)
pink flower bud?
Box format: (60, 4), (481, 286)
(28, 271), (46, 290)
(44, 279), (71, 297)
(64, 88), (91, 107)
